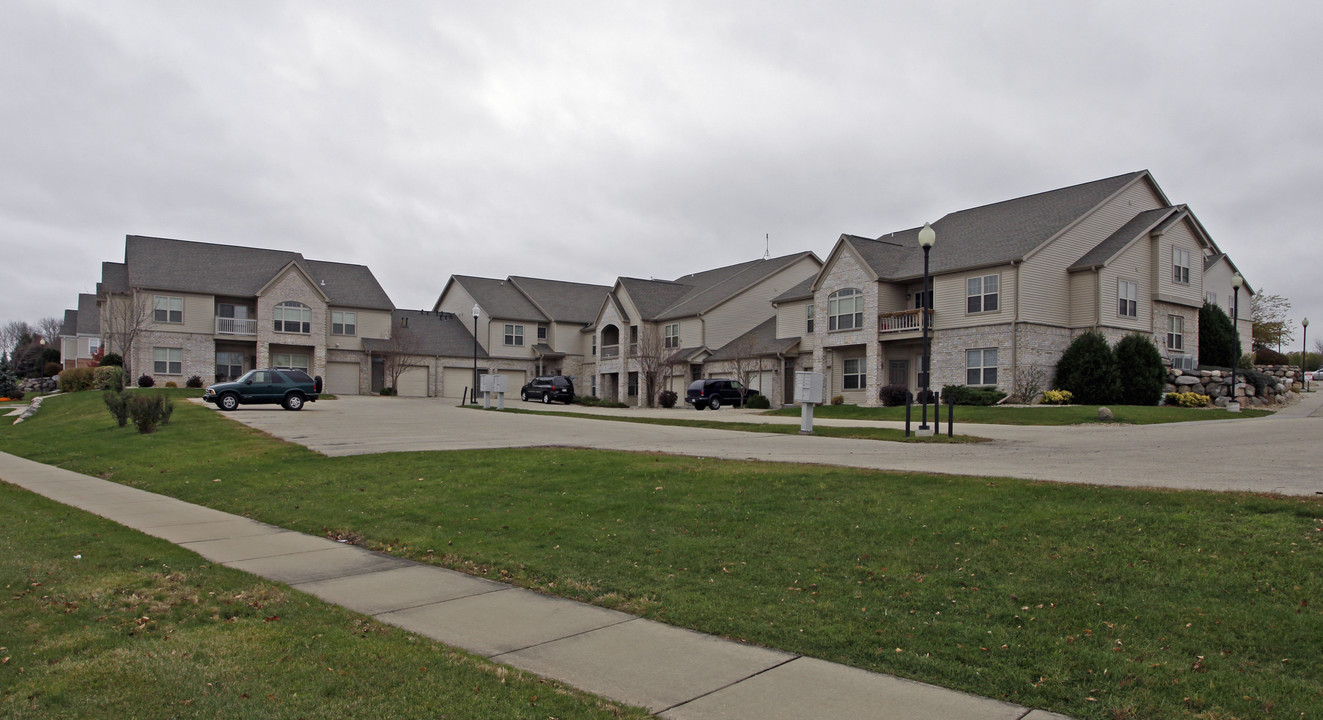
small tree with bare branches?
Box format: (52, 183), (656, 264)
(631, 324), (667, 407)
(724, 334), (764, 404)
(103, 292), (153, 378)
(375, 327), (426, 394)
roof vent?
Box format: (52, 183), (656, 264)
(320, 279), (326, 286)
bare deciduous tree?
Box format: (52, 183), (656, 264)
(1, 320), (34, 356)
(724, 334), (763, 403)
(630, 324), (667, 407)
(1010, 364), (1049, 404)
(375, 327), (425, 394)
(36, 316), (63, 346)
(104, 292), (153, 377)
(1251, 290), (1292, 351)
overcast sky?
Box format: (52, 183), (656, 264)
(4, 1), (1321, 348)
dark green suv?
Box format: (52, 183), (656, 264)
(203, 368), (322, 411)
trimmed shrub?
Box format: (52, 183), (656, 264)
(1041, 389), (1073, 405)
(164, 381), (178, 388)
(58, 367), (95, 393)
(831, 395), (844, 405)
(1198, 302), (1239, 367)
(43, 362), (62, 378)
(745, 394), (770, 409)
(93, 366), (124, 392)
(103, 391), (130, 427)
(379, 387), (397, 396)
(1254, 347), (1289, 365)
(186, 375), (204, 389)
(137, 374), (156, 388)
(1165, 391), (1210, 408)
(941, 385), (1007, 406)
(878, 384), (910, 407)
(99, 353), (123, 367)
(658, 390), (678, 408)
(1054, 330), (1120, 404)
(1115, 333), (1165, 406)
(127, 393), (169, 433)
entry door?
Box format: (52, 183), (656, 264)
(888, 360), (909, 388)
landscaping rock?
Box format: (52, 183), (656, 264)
(1098, 407), (1114, 421)
(1175, 376), (1202, 386)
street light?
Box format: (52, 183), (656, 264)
(917, 222), (936, 432)
(1303, 317), (1310, 391)
(471, 304), (481, 405)
(1230, 273), (1243, 411)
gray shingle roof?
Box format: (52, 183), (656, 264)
(119, 236), (393, 310)
(618, 277), (693, 319)
(508, 276), (611, 325)
(1069, 207), (1178, 271)
(773, 276), (815, 303)
(59, 309), (77, 337)
(361, 310), (487, 358)
(454, 276), (547, 323)
(847, 171), (1150, 281)
(616, 252), (817, 321)
(98, 262), (128, 294)
(76, 293), (100, 334)
(706, 317), (798, 360)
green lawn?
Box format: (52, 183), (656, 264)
(0, 479), (647, 719)
(765, 403), (1273, 425)
(2, 390), (1320, 719)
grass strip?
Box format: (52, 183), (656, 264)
(471, 405), (985, 442)
(763, 403), (1273, 425)
(2, 390), (1320, 719)
(0, 480), (648, 719)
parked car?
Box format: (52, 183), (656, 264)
(521, 375), (575, 404)
(685, 378), (760, 410)
(203, 368), (322, 411)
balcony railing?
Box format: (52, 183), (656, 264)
(601, 344), (620, 359)
(216, 317), (257, 335)
(878, 308), (930, 335)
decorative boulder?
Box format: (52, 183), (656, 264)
(1098, 407), (1114, 421)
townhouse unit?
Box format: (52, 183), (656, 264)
(96, 235), (396, 394)
(58, 293), (102, 369)
(360, 309), (490, 398)
(585, 252), (822, 405)
(769, 170), (1255, 405)
(433, 275), (612, 395)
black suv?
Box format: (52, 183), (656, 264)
(203, 368), (322, 411)
(521, 376), (575, 404)
(685, 378), (759, 410)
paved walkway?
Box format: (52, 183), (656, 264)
(0, 451), (1068, 720)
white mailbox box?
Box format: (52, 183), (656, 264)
(480, 374), (509, 408)
(794, 371), (824, 404)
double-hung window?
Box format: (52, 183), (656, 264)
(966, 348), (998, 386)
(966, 275), (999, 314)
(537, 325), (548, 341)
(504, 324), (524, 346)
(1172, 248), (1191, 284)
(828, 289), (863, 331)
(805, 304), (815, 333)
(154, 296), (183, 324)
(1205, 292), (1217, 306)
(1167, 315), (1184, 351)
(331, 311), (356, 336)
(153, 347), (182, 374)
(273, 302), (311, 334)
(1118, 280), (1138, 318)
(272, 353), (309, 373)
(664, 323), (679, 348)
(842, 357), (865, 390)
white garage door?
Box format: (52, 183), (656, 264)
(443, 367), (479, 399)
(497, 370), (526, 394)
(750, 370), (776, 398)
(326, 361), (361, 395)
(397, 366), (430, 397)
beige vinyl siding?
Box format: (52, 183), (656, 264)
(1098, 239), (1151, 332)
(147, 293), (213, 334)
(1018, 180), (1165, 326)
(1068, 272), (1097, 327)
(931, 265), (1016, 330)
(702, 256), (819, 349)
(1155, 221), (1204, 306)
(878, 283), (909, 315)
(489, 322), (535, 359)
(676, 317), (702, 348)
(829, 347), (869, 405)
(550, 322), (585, 354)
(328, 308), (390, 351)
(61, 337), (78, 363)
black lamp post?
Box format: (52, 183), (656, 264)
(1302, 317), (1310, 391)
(1230, 273), (1243, 410)
(917, 222), (936, 431)
(471, 304), (481, 405)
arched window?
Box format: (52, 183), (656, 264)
(273, 301), (311, 334)
(828, 289), (863, 331)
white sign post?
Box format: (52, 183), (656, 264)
(794, 371), (825, 434)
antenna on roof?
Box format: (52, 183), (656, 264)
(764, 234), (770, 260)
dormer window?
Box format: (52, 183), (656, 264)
(273, 301), (311, 334)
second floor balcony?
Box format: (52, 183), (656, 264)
(601, 344), (620, 359)
(878, 308), (930, 335)
(216, 316), (258, 335)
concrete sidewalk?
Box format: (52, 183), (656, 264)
(0, 451), (1070, 720)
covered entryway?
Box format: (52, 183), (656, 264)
(397, 366), (430, 397)
(326, 361), (361, 395)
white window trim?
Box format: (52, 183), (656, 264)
(272, 353), (310, 373)
(1118, 279), (1138, 318)
(331, 310), (357, 336)
(154, 295), (183, 324)
(842, 357), (865, 390)
(664, 323), (679, 349)
(806, 303), (815, 333)
(966, 275), (1000, 315)
(504, 324), (524, 346)
(828, 289), (864, 331)
(274, 302), (312, 334)
(966, 348), (998, 386)
(1172, 248), (1191, 284)
(153, 347), (182, 375)
(1167, 315), (1184, 351)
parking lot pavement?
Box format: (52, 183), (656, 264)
(206, 393), (1323, 496)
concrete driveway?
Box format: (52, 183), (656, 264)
(210, 393), (1323, 496)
